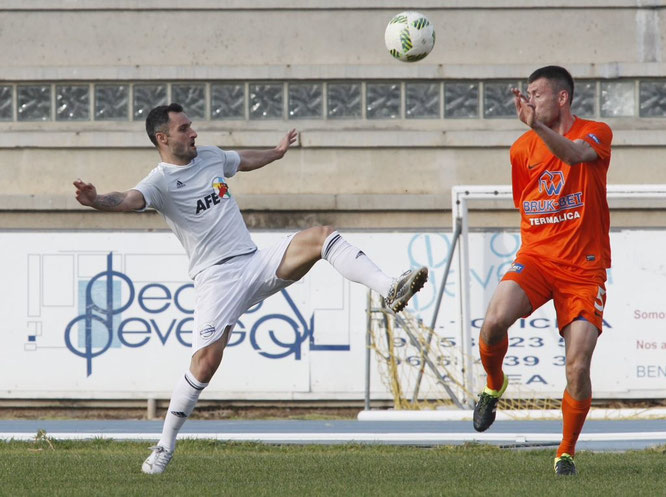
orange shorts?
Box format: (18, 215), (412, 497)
(501, 254), (607, 334)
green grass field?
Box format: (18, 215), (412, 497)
(0, 439), (663, 497)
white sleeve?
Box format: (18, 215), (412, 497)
(207, 146), (240, 177)
(221, 150), (241, 178)
(133, 168), (164, 211)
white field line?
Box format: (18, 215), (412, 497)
(1, 432), (665, 443)
(357, 408), (666, 422)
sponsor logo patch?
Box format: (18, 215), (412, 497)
(538, 170), (565, 196)
(200, 323), (216, 339)
(212, 177), (230, 198)
(507, 262), (524, 273)
(587, 133), (601, 144)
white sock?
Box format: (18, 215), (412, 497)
(158, 370), (208, 452)
(321, 231), (393, 297)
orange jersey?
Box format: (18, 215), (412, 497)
(510, 117), (612, 269)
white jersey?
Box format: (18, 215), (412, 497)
(134, 146), (257, 279)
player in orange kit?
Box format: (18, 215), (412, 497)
(472, 66), (612, 476)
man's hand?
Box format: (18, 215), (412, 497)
(238, 129), (299, 172)
(512, 88), (536, 128)
(274, 129), (298, 159)
(73, 179), (145, 211)
(73, 178), (98, 207)
(510, 89), (600, 165)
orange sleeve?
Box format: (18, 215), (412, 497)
(510, 139), (528, 208)
(579, 121), (612, 162)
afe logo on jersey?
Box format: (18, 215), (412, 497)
(212, 176), (230, 198)
(195, 192), (221, 214)
(195, 177), (231, 214)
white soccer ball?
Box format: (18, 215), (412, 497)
(384, 11), (435, 63)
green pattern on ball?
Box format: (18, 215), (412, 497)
(390, 14), (408, 24)
(406, 52), (429, 62)
(389, 49), (401, 60)
(400, 26), (413, 52)
(412, 17), (430, 30)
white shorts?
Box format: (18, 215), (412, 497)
(192, 234), (295, 354)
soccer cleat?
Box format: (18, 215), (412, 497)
(473, 374), (509, 432)
(554, 453), (577, 476)
(141, 445), (173, 474)
(384, 266), (429, 313)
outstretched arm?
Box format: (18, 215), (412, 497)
(238, 129), (298, 172)
(512, 88), (598, 166)
(73, 179), (146, 211)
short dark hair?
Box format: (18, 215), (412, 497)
(528, 65), (575, 105)
(145, 103), (184, 146)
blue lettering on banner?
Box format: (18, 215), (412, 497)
(471, 316), (613, 330)
(489, 233), (520, 258)
(636, 365), (666, 378)
(64, 252), (349, 377)
(407, 233), (451, 270)
(471, 267), (494, 289)
(525, 374), (548, 385)
(404, 232), (520, 311)
(406, 233), (453, 310)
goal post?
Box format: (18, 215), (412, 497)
(453, 186), (513, 408)
(364, 184), (666, 415)
(453, 184), (666, 407)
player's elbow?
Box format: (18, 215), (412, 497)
(237, 159), (255, 172)
(565, 141), (598, 166)
(562, 156), (582, 166)
(123, 190), (147, 211)
(563, 149), (595, 166)
(126, 199), (146, 212)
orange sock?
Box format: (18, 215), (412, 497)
(479, 336), (508, 391)
(557, 389), (592, 458)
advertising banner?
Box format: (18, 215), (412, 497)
(0, 230), (664, 400)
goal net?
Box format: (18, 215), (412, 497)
(367, 290), (558, 411)
(366, 184), (666, 413)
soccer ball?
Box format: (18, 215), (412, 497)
(384, 11), (435, 62)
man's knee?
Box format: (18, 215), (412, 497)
(190, 354), (220, 383)
(481, 310), (513, 343)
(190, 336), (227, 382)
(481, 281), (530, 344)
(299, 225), (336, 248)
(314, 225), (336, 257)
(319, 225), (336, 242)
(565, 356), (591, 383)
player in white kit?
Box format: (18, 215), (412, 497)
(72, 103), (428, 474)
